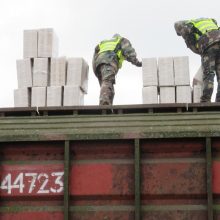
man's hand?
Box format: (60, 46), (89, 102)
(136, 61), (142, 67)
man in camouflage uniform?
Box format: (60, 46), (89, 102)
(92, 34), (142, 105)
(174, 18), (220, 102)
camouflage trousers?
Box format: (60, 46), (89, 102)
(201, 43), (220, 102)
(96, 64), (117, 105)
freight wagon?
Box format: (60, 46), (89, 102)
(0, 103), (220, 220)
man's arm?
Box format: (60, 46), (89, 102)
(185, 35), (201, 55)
(187, 43), (201, 54)
(120, 38), (142, 67)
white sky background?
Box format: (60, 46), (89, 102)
(0, 0), (219, 107)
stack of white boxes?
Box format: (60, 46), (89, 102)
(14, 28), (89, 107)
(142, 56), (192, 104)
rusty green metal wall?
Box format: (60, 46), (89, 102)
(0, 111), (220, 141)
(0, 105), (220, 220)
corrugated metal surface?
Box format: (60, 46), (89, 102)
(0, 104), (220, 219)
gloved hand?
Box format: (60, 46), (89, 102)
(136, 61), (142, 67)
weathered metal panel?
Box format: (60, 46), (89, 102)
(141, 138), (206, 199)
(142, 209), (207, 220)
(142, 162), (206, 196)
(0, 212), (63, 220)
(0, 138), (211, 219)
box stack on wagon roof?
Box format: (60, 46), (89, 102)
(14, 28), (89, 108)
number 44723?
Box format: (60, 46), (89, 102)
(0, 171), (64, 195)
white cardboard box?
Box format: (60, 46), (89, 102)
(142, 86), (158, 104)
(31, 87), (47, 107)
(33, 58), (49, 87)
(66, 58), (89, 93)
(176, 85), (192, 103)
(193, 85), (203, 103)
(63, 86), (84, 106)
(159, 86), (175, 103)
(23, 30), (38, 58)
(50, 57), (67, 86)
(158, 57), (174, 86)
(142, 58), (158, 86)
(38, 28), (58, 58)
(47, 86), (63, 107)
(173, 56), (190, 85)
(14, 88), (31, 107)
(16, 59), (33, 88)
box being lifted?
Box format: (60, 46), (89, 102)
(193, 85), (203, 103)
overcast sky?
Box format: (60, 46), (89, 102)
(0, 0), (219, 107)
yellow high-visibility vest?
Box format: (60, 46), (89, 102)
(187, 18), (218, 41)
(98, 37), (125, 68)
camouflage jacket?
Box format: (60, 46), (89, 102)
(175, 20), (220, 54)
(92, 37), (140, 74)
(198, 29), (220, 53)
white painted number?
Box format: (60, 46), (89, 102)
(38, 173), (49, 194)
(1, 174), (12, 194)
(0, 171), (64, 195)
(50, 172), (64, 193)
(13, 173), (24, 193)
(25, 173), (37, 193)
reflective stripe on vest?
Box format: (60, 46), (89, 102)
(188, 18), (218, 41)
(98, 37), (125, 68)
